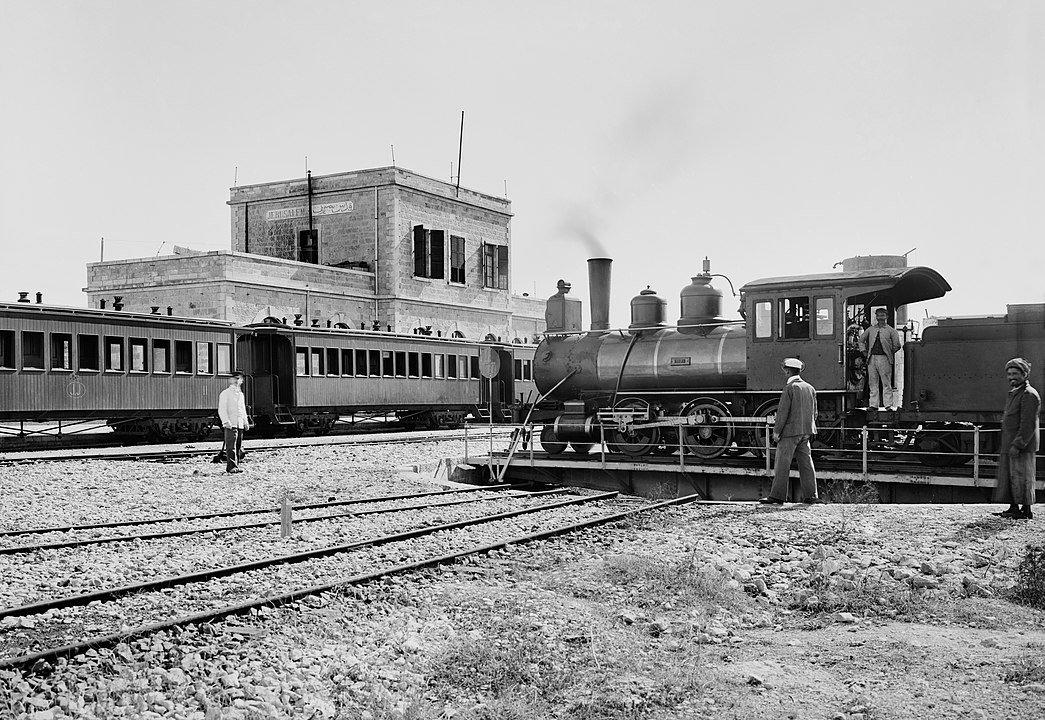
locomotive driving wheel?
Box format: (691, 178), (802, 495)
(679, 398), (733, 459)
(606, 399), (660, 457)
(747, 400), (778, 459)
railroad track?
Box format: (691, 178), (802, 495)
(0, 489), (700, 671)
(0, 426), (515, 465)
(0, 484), (552, 553)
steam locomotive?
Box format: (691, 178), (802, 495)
(533, 258), (1045, 467)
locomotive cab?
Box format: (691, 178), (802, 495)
(741, 267), (951, 408)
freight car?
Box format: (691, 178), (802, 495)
(0, 301), (536, 441)
(533, 258), (1044, 466)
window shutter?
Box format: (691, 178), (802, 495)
(412, 225), (427, 277)
(497, 245), (509, 290)
(430, 230), (445, 279)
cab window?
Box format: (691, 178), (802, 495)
(779, 296), (810, 340)
(814, 297), (834, 337)
(753, 301), (772, 339)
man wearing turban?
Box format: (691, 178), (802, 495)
(994, 358), (1040, 519)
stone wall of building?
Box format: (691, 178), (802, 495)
(85, 252), (376, 325)
(87, 167), (544, 340)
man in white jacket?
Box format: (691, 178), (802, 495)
(217, 371), (248, 473)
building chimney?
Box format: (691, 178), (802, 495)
(167, 306), (173, 316)
(587, 258), (612, 331)
(35, 292), (43, 304)
(100, 298), (107, 309)
(17, 292), (30, 303)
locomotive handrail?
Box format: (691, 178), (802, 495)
(493, 369), (579, 482)
(539, 319), (745, 338)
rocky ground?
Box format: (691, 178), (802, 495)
(1, 436), (1043, 719)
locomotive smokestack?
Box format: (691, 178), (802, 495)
(587, 257), (612, 331)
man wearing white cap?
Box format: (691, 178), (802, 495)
(760, 358), (820, 504)
(993, 357), (1040, 520)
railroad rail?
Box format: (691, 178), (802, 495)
(0, 426), (514, 465)
(0, 491), (700, 670)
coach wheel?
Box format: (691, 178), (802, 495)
(679, 398), (733, 459)
(540, 426), (568, 455)
(570, 442), (594, 454)
(606, 399), (660, 457)
(748, 401), (779, 459)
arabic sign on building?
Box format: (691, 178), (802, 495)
(266, 201), (353, 222)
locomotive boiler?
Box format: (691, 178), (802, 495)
(535, 258), (752, 457)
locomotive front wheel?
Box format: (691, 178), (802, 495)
(540, 426), (568, 455)
(569, 442), (594, 454)
(680, 399), (733, 459)
(606, 399), (660, 457)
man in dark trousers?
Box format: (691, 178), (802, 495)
(993, 357), (1040, 520)
(217, 371), (248, 474)
(760, 358), (821, 504)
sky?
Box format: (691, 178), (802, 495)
(1, 0), (1042, 330)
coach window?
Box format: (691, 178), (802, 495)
(368, 349), (381, 377)
(296, 348), (309, 376)
(105, 336), (124, 372)
(814, 297), (834, 337)
(341, 349), (353, 376)
(129, 338), (148, 373)
(77, 335), (99, 372)
(51, 333), (73, 371)
(197, 342), (213, 375)
(421, 353), (432, 379)
(395, 351), (408, 378)
(524, 359), (532, 381)
(153, 339), (171, 374)
(0, 330), (14, 369)
(460, 356), (470, 380)
(470, 356), (480, 379)
(357, 349), (369, 377)
(380, 350), (393, 377)
(174, 341), (192, 374)
(311, 347), (324, 376)
(216, 343), (232, 375)
(326, 348), (339, 376)
(21, 331), (44, 370)
(779, 296), (810, 340)
(447, 354), (458, 379)
(408, 352), (420, 378)
(753, 301), (772, 340)
(434, 354), (445, 379)
(514, 358), (522, 380)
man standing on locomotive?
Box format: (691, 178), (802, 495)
(760, 358), (821, 505)
(859, 308), (902, 409)
(994, 358), (1040, 520)
(218, 371), (248, 474)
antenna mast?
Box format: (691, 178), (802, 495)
(455, 110), (464, 197)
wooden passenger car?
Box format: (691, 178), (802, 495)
(237, 323), (537, 433)
(0, 302), (236, 438)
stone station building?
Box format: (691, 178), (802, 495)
(84, 167), (546, 342)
